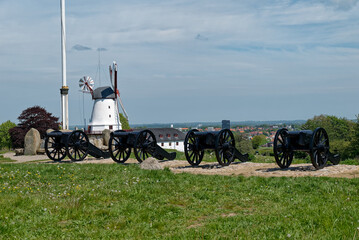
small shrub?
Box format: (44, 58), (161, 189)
(257, 148), (273, 156)
(0, 120), (16, 149)
(330, 139), (352, 160)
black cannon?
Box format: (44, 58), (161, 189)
(273, 127), (340, 170)
(45, 130), (110, 161)
(184, 129), (249, 166)
(108, 129), (176, 163)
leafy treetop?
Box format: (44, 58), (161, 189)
(9, 106), (59, 148)
(251, 135), (267, 149)
(301, 114), (354, 141)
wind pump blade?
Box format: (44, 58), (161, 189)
(79, 76), (94, 96)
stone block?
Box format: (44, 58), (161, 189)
(24, 128), (41, 155)
(140, 157), (164, 170)
(102, 129), (111, 146)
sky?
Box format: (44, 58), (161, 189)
(0, 0), (359, 125)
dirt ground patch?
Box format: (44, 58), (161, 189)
(3, 152), (359, 178)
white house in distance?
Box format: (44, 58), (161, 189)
(146, 128), (186, 152)
(88, 86), (121, 133)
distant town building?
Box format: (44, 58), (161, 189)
(146, 128), (186, 152)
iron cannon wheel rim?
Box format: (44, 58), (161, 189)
(184, 129), (204, 166)
(310, 127), (329, 169)
(273, 128), (293, 168)
(45, 135), (66, 161)
(215, 129), (235, 166)
(109, 133), (131, 163)
(66, 130), (89, 161)
(134, 130), (157, 163)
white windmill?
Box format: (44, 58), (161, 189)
(80, 61), (128, 133)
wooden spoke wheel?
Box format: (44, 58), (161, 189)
(215, 129), (235, 166)
(184, 129), (204, 166)
(134, 130), (156, 163)
(66, 130), (89, 161)
(310, 127), (329, 169)
(109, 131), (131, 163)
(44, 132), (66, 161)
(273, 128), (293, 168)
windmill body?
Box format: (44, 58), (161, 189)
(88, 86), (121, 133)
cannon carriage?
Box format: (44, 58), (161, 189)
(108, 129), (176, 163)
(45, 130), (110, 161)
(273, 127), (340, 170)
(184, 129), (249, 166)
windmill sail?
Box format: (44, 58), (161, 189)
(110, 61), (129, 120)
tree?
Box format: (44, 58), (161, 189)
(119, 113), (130, 130)
(350, 115), (359, 158)
(234, 132), (254, 154)
(251, 135), (267, 149)
(302, 115), (355, 160)
(9, 106), (59, 148)
(0, 120), (16, 149)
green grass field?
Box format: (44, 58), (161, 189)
(1, 163), (359, 239)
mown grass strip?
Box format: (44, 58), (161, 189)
(0, 155), (16, 163)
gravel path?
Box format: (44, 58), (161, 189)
(3, 152), (359, 178)
(3, 152), (50, 163)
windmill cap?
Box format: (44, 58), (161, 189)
(93, 86), (115, 99)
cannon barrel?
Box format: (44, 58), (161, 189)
(287, 130), (313, 136)
(112, 130), (136, 137)
(46, 130), (69, 137)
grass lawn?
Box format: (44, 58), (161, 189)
(0, 163), (359, 239)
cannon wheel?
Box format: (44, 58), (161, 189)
(310, 127), (329, 170)
(109, 131), (131, 163)
(66, 130), (89, 161)
(215, 129), (235, 166)
(134, 130), (157, 163)
(273, 128), (293, 168)
(44, 132), (66, 161)
(184, 129), (204, 166)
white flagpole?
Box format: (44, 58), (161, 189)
(60, 0), (69, 129)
